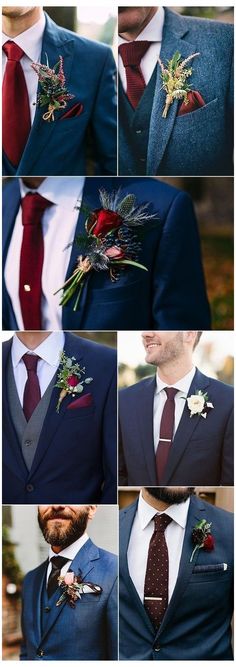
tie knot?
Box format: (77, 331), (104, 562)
(119, 40), (151, 67)
(22, 353), (40, 373)
(50, 555), (70, 571)
(21, 192), (53, 226)
(164, 387), (178, 401)
(154, 513), (172, 533)
(3, 40), (25, 62)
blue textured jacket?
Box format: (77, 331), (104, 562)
(119, 8), (233, 176)
(119, 368), (233, 485)
(20, 538), (118, 660)
(119, 496), (233, 660)
(3, 13), (117, 176)
(3, 333), (117, 503)
(2, 177), (211, 330)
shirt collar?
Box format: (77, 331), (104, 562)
(2, 12), (45, 62)
(156, 366), (196, 396)
(118, 6), (165, 44)
(138, 490), (190, 530)
(12, 332), (65, 368)
(49, 533), (89, 562)
(20, 177), (85, 212)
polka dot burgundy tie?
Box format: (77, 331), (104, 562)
(119, 40), (152, 109)
(144, 513), (172, 628)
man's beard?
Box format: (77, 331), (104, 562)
(38, 508), (89, 548)
(145, 487), (195, 504)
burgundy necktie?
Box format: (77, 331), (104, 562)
(156, 387), (178, 483)
(144, 513), (172, 628)
(22, 353), (41, 421)
(47, 556), (70, 598)
(119, 41), (152, 108)
(2, 41), (31, 166)
(19, 193), (53, 330)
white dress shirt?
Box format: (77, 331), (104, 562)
(128, 491), (190, 603)
(11, 331), (65, 405)
(2, 12), (46, 124)
(118, 7), (165, 92)
(47, 533), (89, 583)
(5, 177), (85, 330)
(153, 366), (196, 452)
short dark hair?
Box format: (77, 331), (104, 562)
(193, 331), (203, 349)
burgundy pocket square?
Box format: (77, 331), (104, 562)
(67, 393), (93, 410)
(178, 90), (206, 116)
(60, 102), (84, 120)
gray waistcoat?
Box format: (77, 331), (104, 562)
(7, 358), (57, 471)
(118, 65), (157, 175)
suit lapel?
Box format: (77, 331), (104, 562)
(3, 339), (29, 481)
(162, 369), (210, 484)
(18, 14), (76, 175)
(40, 539), (99, 641)
(120, 502), (155, 635)
(147, 9), (197, 174)
(62, 177), (115, 329)
(137, 377), (157, 485)
(32, 561), (48, 646)
(156, 496), (206, 638)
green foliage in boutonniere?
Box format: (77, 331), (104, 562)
(32, 54), (74, 121)
(158, 50), (200, 118)
(55, 351), (93, 413)
(54, 188), (157, 312)
(186, 390), (214, 418)
(190, 519), (215, 562)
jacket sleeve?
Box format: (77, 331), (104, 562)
(101, 364), (117, 503)
(151, 190), (211, 328)
(91, 46), (117, 175)
(106, 576), (118, 659)
(220, 403), (234, 485)
(19, 578), (28, 660)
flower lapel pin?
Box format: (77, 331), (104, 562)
(157, 50), (200, 118)
(186, 390), (214, 419)
(55, 351), (93, 413)
(56, 572), (102, 608)
(190, 519), (215, 562)
(32, 54), (75, 121)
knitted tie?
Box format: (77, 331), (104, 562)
(156, 387), (178, 483)
(144, 513), (172, 628)
(22, 353), (41, 421)
(2, 41), (31, 166)
(119, 40), (152, 108)
(19, 192), (53, 330)
(47, 556), (70, 599)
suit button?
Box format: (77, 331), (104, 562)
(26, 484), (34, 492)
(37, 649), (44, 657)
(44, 606), (50, 613)
(25, 439), (32, 446)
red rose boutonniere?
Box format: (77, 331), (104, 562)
(55, 351), (93, 413)
(54, 188), (157, 311)
(190, 519), (215, 562)
(56, 572), (102, 608)
(31, 54), (74, 121)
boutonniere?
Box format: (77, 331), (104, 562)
(56, 572), (102, 608)
(190, 519), (215, 562)
(54, 188), (157, 312)
(55, 351), (93, 413)
(31, 54), (75, 121)
(157, 50), (200, 118)
(186, 390), (214, 419)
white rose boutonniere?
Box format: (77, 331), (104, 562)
(186, 390), (214, 419)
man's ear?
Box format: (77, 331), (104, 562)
(87, 505), (97, 521)
(183, 331), (197, 346)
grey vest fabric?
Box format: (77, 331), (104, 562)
(118, 64), (157, 175)
(7, 357), (57, 471)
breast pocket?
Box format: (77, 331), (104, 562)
(175, 97), (218, 126)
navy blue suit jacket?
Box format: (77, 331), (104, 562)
(119, 496), (233, 660)
(119, 9), (233, 176)
(20, 538), (118, 660)
(3, 13), (117, 176)
(3, 333), (117, 503)
(2, 177), (211, 330)
(119, 368), (233, 485)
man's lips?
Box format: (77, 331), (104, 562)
(144, 342), (161, 349)
(46, 515), (72, 522)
